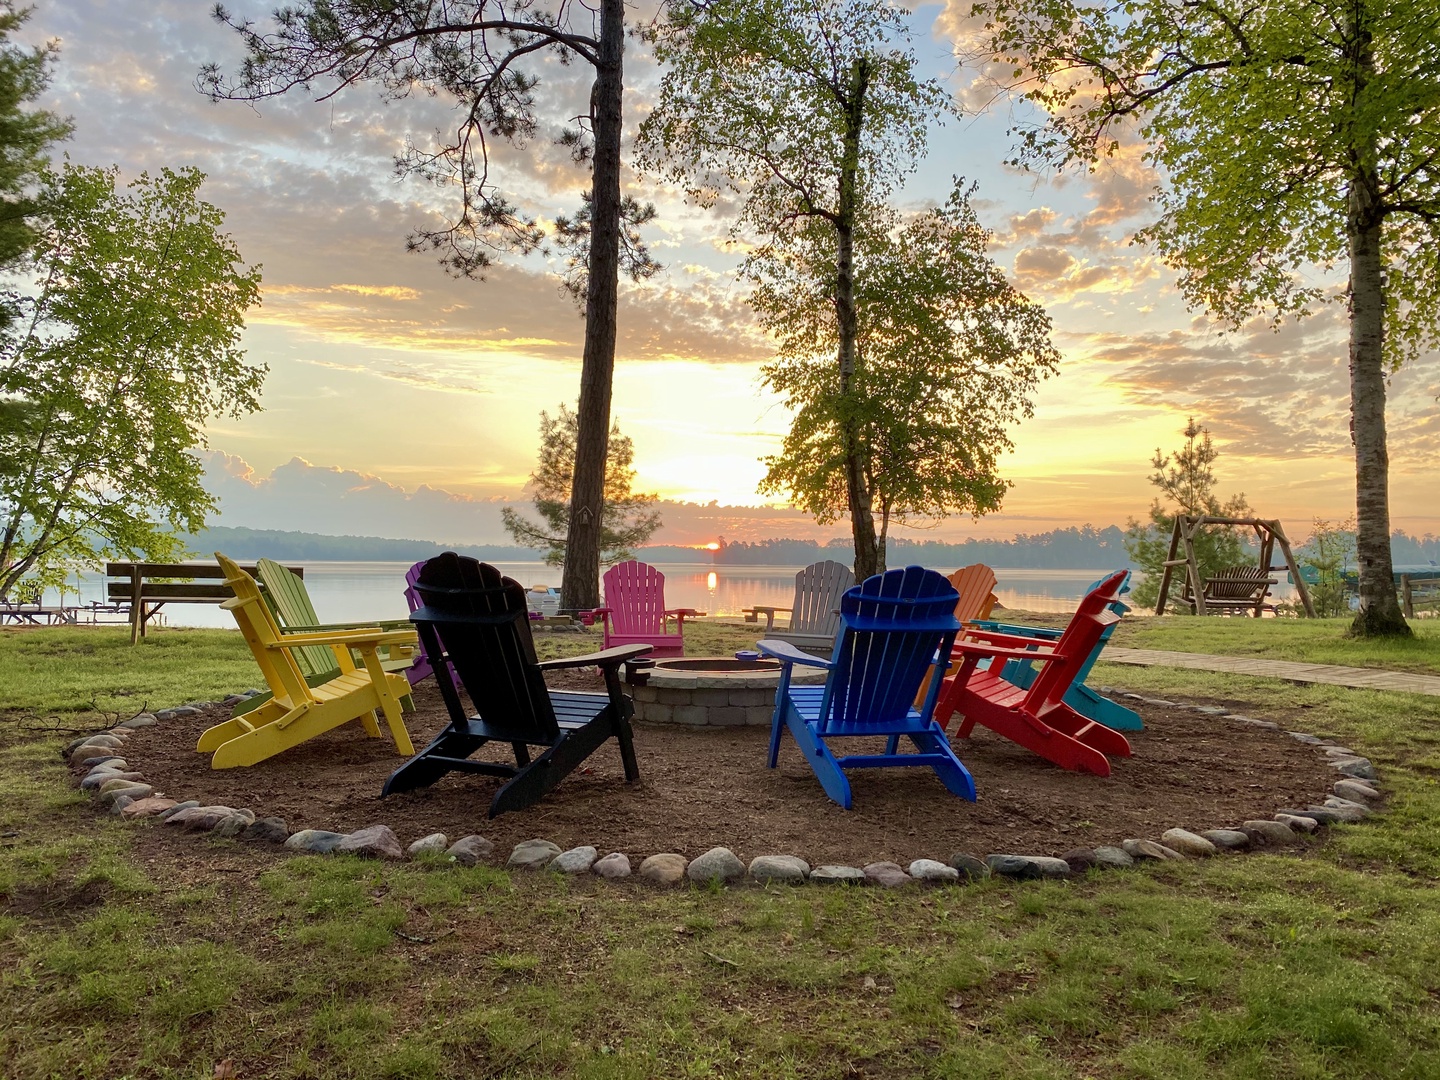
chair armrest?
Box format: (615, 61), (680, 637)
(949, 639), (1068, 664)
(283, 618), (414, 633)
(960, 628), (1058, 650)
(969, 619), (1063, 641)
(537, 644), (653, 671)
(746, 606), (789, 632)
(758, 639), (833, 669)
(268, 627), (418, 648)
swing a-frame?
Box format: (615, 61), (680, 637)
(1154, 516), (1316, 617)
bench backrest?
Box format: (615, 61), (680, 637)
(106, 561), (303, 602)
(1203, 565), (1275, 602)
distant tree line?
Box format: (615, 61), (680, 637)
(712, 527), (1136, 568)
(188, 527), (534, 564)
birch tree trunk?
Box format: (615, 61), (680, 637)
(1344, 10), (1409, 637)
(1346, 175), (1408, 636)
(560, 0), (624, 612)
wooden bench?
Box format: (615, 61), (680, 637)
(1180, 565), (1277, 616)
(106, 561), (304, 644)
(1401, 572), (1440, 618)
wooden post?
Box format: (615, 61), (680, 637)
(1155, 518), (1183, 615)
(1272, 521), (1316, 618)
(1255, 525), (1275, 617)
(1401, 574), (1415, 618)
(129, 565), (143, 645)
(1186, 516), (1208, 615)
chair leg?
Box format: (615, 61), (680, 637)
(613, 701), (640, 783)
(1037, 700), (1132, 758)
(966, 700), (1113, 777)
(382, 728), (489, 795)
(361, 654), (415, 755)
(208, 704), (317, 769)
(1072, 685), (1143, 732)
(766, 700), (787, 768)
(780, 706), (852, 810)
(909, 727), (977, 801)
(358, 709), (383, 739)
(489, 718), (618, 817)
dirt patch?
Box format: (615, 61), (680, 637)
(1, 877), (112, 918)
(103, 675), (1338, 867)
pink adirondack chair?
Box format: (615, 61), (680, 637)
(592, 560), (703, 658)
(403, 560), (460, 691)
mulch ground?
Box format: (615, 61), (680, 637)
(107, 673), (1338, 867)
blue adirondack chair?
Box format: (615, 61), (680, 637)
(967, 570), (1141, 732)
(758, 566), (977, 810)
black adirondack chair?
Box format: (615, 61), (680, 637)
(382, 553), (651, 816)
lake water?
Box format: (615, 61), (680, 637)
(47, 562), (1152, 628)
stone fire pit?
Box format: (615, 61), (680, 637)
(626, 657), (828, 726)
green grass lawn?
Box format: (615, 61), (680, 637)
(5, 620), (1440, 1078)
(0, 619), (765, 727)
(1111, 614), (1440, 675)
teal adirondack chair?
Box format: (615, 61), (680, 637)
(966, 570), (1140, 731)
(758, 566), (976, 810)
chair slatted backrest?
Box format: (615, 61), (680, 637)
(819, 566), (960, 735)
(789, 560), (854, 635)
(1022, 570), (1128, 713)
(256, 558), (338, 679)
(411, 553), (559, 740)
(949, 563), (998, 623)
(216, 553), (315, 707)
(602, 560), (670, 635)
(1207, 565), (1274, 601)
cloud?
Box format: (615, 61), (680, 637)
(1077, 306), (1356, 458)
(200, 452), (1167, 546)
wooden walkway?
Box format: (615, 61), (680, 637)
(1103, 648), (1440, 697)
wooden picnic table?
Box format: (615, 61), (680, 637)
(106, 560), (304, 644)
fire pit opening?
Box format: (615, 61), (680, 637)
(651, 658), (780, 674)
(625, 654), (826, 727)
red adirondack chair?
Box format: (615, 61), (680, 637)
(592, 560), (703, 658)
(932, 570), (1133, 776)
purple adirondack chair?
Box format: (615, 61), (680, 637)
(404, 560), (460, 691)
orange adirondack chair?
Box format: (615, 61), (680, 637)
(914, 563), (998, 708)
(932, 570), (1132, 776)
(592, 560), (703, 658)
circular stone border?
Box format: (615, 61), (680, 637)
(629, 655), (827, 726)
(61, 687), (1385, 887)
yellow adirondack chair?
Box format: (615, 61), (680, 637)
(197, 553), (419, 769)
